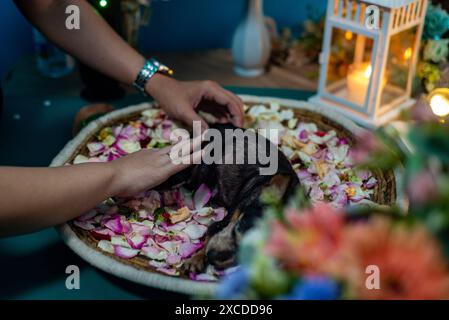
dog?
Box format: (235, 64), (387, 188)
(162, 123), (300, 273)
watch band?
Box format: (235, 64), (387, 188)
(133, 58), (174, 94)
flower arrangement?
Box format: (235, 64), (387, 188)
(418, 3), (449, 92)
(218, 103), (449, 300)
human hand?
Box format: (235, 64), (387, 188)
(107, 135), (203, 197)
(145, 74), (244, 129)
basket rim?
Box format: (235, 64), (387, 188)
(51, 95), (407, 296)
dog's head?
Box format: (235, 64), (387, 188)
(190, 123), (300, 270)
(205, 173), (297, 269)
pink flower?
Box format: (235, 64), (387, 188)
(351, 131), (381, 164)
(407, 170), (438, 205)
(267, 203), (344, 274)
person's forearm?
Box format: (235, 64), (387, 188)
(15, 0), (145, 86)
(0, 164), (115, 237)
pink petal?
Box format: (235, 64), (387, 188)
(213, 208), (226, 222)
(183, 224), (208, 240)
(162, 128), (172, 141)
(131, 222), (152, 236)
(194, 184), (212, 209)
(103, 215), (130, 234)
(167, 254), (182, 265)
(113, 246), (139, 259)
(179, 242), (204, 259)
(90, 228), (115, 241)
(141, 245), (168, 260)
(126, 233), (148, 249)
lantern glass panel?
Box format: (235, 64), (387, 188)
(325, 27), (375, 109)
(379, 27), (418, 111)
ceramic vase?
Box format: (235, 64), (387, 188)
(232, 0), (271, 77)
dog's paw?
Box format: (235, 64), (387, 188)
(181, 251), (207, 274)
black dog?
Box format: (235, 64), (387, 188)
(163, 123), (299, 272)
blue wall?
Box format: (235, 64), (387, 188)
(0, 0), (326, 78)
(0, 1), (35, 78)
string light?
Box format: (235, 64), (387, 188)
(99, 0), (108, 8)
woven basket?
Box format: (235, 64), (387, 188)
(51, 95), (405, 296)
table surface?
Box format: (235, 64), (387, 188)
(0, 56), (313, 300)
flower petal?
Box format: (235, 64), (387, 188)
(183, 223), (208, 240)
(114, 246), (139, 259)
(194, 184), (212, 209)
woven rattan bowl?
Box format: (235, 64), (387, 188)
(51, 95), (405, 295)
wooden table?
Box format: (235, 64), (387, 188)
(153, 49), (318, 91)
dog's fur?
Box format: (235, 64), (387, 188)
(163, 123), (299, 273)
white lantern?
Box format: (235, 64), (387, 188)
(309, 0), (428, 127)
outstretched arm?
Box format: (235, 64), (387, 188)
(0, 138), (204, 237)
(14, 0), (244, 128)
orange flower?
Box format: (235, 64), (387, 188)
(338, 218), (449, 300)
(266, 203), (344, 274)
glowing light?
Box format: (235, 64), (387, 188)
(430, 94), (449, 118)
(404, 47), (413, 60)
(99, 0), (108, 8)
(364, 65), (372, 78)
(345, 30), (353, 41)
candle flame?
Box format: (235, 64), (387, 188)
(364, 65), (372, 79)
(430, 94), (449, 118)
(345, 31), (353, 41)
(404, 47), (412, 60)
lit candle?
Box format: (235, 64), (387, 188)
(404, 47), (412, 61)
(347, 63), (372, 106)
(428, 88), (449, 120)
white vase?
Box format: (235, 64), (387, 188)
(232, 0), (271, 78)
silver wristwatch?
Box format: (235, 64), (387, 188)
(133, 58), (174, 94)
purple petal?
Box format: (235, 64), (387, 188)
(298, 130), (309, 142)
(364, 177), (377, 189)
